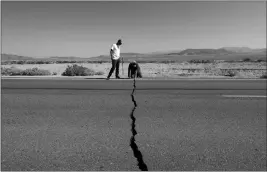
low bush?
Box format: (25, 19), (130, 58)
(189, 59), (213, 63)
(21, 68), (51, 75)
(260, 73), (267, 79)
(1, 61), (10, 65)
(17, 60), (26, 64)
(1, 67), (51, 76)
(243, 58), (251, 62)
(62, 64), (101, 76)
(161, 60), (176, 64)
(1, 67), (23, 76)
(257, 59), (266, 62)
(94, 71), (105, 75)
(221, 69), (236, 77)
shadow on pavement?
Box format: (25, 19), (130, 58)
(84, 77), (132, 80)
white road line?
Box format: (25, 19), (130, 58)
(222, 95), (267, 98)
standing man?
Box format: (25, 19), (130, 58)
(107, 39), (122, 80)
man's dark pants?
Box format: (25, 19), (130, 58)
(107, 58), (121, 78)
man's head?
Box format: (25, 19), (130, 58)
(117, 39), (122, 46)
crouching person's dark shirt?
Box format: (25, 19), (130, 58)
(128, 62), (142, 78)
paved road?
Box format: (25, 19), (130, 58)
(1, 79), (266, 171)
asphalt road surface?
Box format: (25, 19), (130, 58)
(1, 79), (266, 171)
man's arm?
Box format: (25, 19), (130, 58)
(110, 49), (113, 57)
(110, 44), (115, 57)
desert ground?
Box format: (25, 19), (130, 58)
(2, 61), (267, 78)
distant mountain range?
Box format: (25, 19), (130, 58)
(88, 53), (145, 61)
(172, 47), (266, 56)
(48, 56), (85, 60)
(147, 50), (182, 55)
(222, 47), (253, 53)
(1, 47), (266, 62)
(1, 54), (35, 61)
(173, 48), (230, 56)
(222, 47), (267, 53)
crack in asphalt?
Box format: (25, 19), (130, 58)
(130, 78), (148, 171)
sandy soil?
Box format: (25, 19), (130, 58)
(2, 62), (266, 78)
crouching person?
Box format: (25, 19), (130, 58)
(128, 61), (142, 78)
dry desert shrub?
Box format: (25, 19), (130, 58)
(61, 64), (104, 76)
(1, 67), (51, 76)
(189, 59), (213, 63)
(94, 71), (105, 75)
(1, 67), (23, 75)
(243, 58), (251, 62)
(260, 72), (267, 79)
(220, 69), (237, 77)
(21, 67), (51, 75)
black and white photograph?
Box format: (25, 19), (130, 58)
(1, 0), (266, 171)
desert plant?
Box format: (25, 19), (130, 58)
(68, 61), (77, 63)
(1, 67), (23, 76)
(21, 67), (51, 76)
(243, 58), (251, 62)
(62, 64), (98, 76)
(94, 71), (105, 75)
(188, 69), (197, 73)
(257, 59), (266, 62)
(1, 67), (50, 76)
(161, 60), (176, 64)
(260, 73), (267, 79)
(17, 60), (26, 64)
(189, 59), (212, 63)
(35, 61), (45, 64)
(25, 61), (35, 64)
(221, 69), (236, 77)
(1, 61), (9, 65)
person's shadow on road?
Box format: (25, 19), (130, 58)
(84, 77), (132, 80)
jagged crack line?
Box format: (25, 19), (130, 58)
(130, 78), (148, 171)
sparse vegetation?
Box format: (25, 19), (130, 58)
(1, 57), (266, 65)
(260, 73), (267, 79)
(1, 67), (23, 76)
(1, 58), (266, 78)
(21, 68), (51, 76)
(221, 69), (237, 77)
(1, 67), (51, 76)
(94, 71), (105, 75)
(257, 59), (266, 62)
(189, 59), (213, 63)
(161, 60), (176, 64)
(61, 64), (103, 76)
(243, 58), (251, 62)
(56, 60), (77, 64)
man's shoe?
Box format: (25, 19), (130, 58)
(106, 77), (110, 80)
(116, 76), (121, 79)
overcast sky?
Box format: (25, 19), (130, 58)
(2, 1), (266, 58)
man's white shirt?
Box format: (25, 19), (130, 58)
(110, 44), (120, 60)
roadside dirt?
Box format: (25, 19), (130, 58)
(2, 62), (266, 78)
